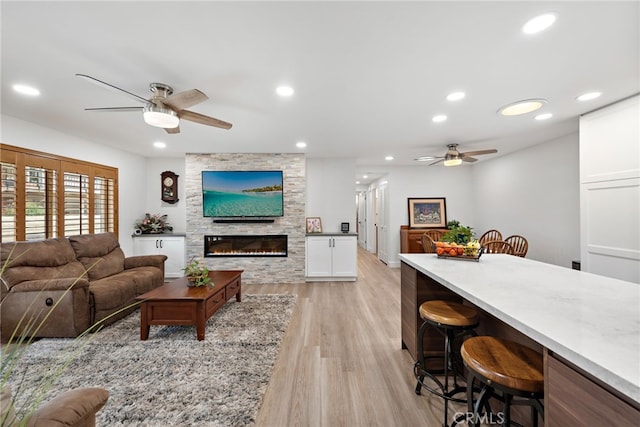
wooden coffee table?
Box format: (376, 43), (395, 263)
(135, 270), (242, 341)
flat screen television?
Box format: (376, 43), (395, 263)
(202, 170), (284, 218)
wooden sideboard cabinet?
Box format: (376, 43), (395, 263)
(400, 225), (448, 253)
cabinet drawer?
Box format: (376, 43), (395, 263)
(225, 278), (241, 299)
(205, 288), (226, 317)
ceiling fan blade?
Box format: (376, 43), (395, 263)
(179, 110), (232, 130)
(460, 149), (497, 157)
(76, 74), (149, 104)
(429, 159), (444, 166)
(164, 89), (208, 111)
(84, 107), (144, 112)
(165, 125), (180, 134)
(462, 156), (478, 162)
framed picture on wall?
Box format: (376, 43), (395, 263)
(408, 198), (447, 228)
(306, 217), (323, 233)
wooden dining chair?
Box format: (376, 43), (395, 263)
(479, 229), (503, 246)
(421, 234), (436, 253)
(482, 240), (515, 255)
(505, 235), (528, 257)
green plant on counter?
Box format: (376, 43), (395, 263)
(182, 258), (212, 287)
(441, 220), (475, 244)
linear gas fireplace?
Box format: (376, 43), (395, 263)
(204, 235), (288, 257)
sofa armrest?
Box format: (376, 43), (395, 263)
(124, 254), (167, 271)
(10, 277), (90, 293)
(26, 387), (109, 427)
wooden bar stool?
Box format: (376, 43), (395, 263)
(459, 336), (544, 427)
(414, 300), (479, 427)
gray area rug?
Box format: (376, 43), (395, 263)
(6, 294), (296, 426)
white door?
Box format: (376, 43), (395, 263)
(357, 192), (367, 248)
(377, 184), (389, 264)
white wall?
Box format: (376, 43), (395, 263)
(1, 115), (147, 255)
(380, 165), (475, 267)
(306, 157), (356, 233)
(471, 133), (581, 268)
(144, 158), (187, 233)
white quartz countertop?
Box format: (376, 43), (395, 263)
(399, 253), (640, 404)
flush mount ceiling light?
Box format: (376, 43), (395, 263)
(276, 86), (294, 97)
(296, 141), (307, 148)
(13, 84), (40, 96)
(498, 99), (547, 116)
(432, 114), (447, 123)
(143, 105), (179, 128)
(576, 92), (602, 101)
(446, 91), (465, 101)
(522, 13), (556, 34)
(153, 141), (166, 149)
(385, 155), (394, 161)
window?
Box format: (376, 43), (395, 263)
(0, 144), (118, 242)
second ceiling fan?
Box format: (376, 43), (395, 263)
(76, 74), (232, 134)
(417, 143), (498, 166)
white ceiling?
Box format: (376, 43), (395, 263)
(2, 1), (638, 184)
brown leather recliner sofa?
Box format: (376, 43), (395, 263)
(1, 232), (167, 339)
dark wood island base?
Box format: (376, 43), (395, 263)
(136, 270), (243, 341)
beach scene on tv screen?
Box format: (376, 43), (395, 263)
(202, 171), (284, 217)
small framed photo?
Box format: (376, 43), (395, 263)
(306, 217), (323, 233)
(408, 197), (447, 228)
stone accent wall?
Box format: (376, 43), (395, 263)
(185, 153), (306, 284)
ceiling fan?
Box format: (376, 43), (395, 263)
(76, 74), (232, 134)
(415, 143), (498, 166)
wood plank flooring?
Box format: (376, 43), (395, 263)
(246, 247), (451, 426)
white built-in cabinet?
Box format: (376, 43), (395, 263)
(133, 234), (186, 279)
(579, 95), (639, 283)
(305, 234), (357, 281)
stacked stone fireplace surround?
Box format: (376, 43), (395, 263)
(185, 153), (306, 284)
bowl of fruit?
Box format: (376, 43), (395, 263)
(434, 240), (483, 261)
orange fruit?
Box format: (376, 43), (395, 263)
(449, 248), (457, 256)
(436, 247), (445, 255)
(457, 246), (464, 255)
(435, 241), (444, 247)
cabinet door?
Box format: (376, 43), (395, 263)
(306, 237), (332, 277)
(331, 236), (358, 276)
(133, 237), (161, 256)
(158, 237), (185, 278)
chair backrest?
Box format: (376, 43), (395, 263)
(505, 235), (528, 257)
(479, 229), (503, 246)
(421, 234), (436, 253)
(483, 240), (515, 255)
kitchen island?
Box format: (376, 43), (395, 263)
(400, 253), (639, 426)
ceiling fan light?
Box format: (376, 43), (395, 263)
(443, 158), (463, 167)
(143, 105), (179, 128)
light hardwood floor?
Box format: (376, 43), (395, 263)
(246, 247), (451, 427)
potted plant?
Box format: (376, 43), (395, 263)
(441, 220), (475, 244)
(182, 258), (212, 287)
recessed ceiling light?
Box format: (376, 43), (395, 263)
(13, 84), (40, 96)
(385, 156), (394, 161)
(362, 175), (368, 179)
(576, 92), (602, 101)
(276, 86), (294, 97)
(522, 13), (556, 35)
(414, 156), (436, 162)
(535, 113), (553, 121)
(296, 141), (307, 149)
(446, 91), (465, 101)
(432, 114), (447, 123)
(498, 99), (547, 116)
(153, 141), (166, 149)
(356, 181), (361, 185)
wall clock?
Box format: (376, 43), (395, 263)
(161, 171), (179, 204)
